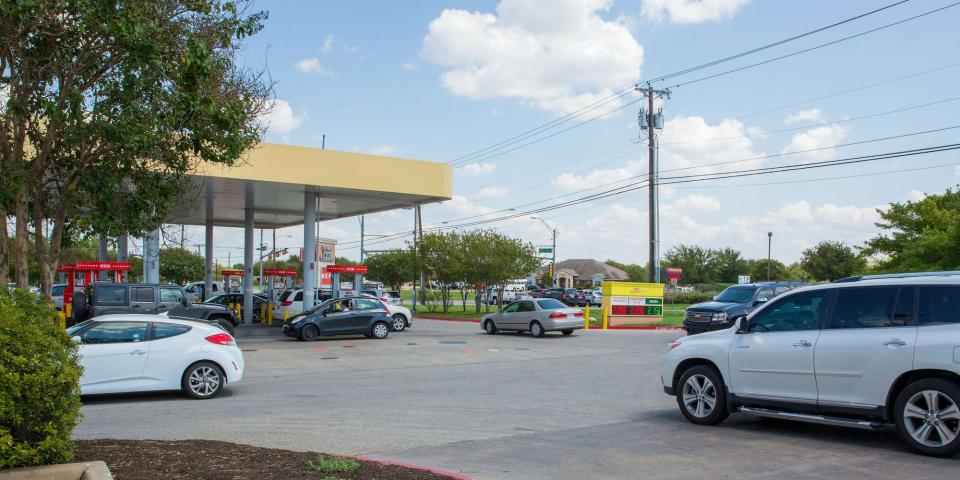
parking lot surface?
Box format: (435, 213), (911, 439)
(75, 319), (958, 479)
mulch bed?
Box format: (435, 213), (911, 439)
(74, 439), (461, 480)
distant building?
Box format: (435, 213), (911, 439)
(546, 259), (628, 288)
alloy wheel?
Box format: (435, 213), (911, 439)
(392, 315), (406, 331)
(188, 366), (221, 397)
(903, 390), (960, 447)
(682, 374), (717, 419)
(373, 323), (389, 339)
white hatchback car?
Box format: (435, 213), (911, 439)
(68, 314), (244, 399)
(662, 272), (960, 456)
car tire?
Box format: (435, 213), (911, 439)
(676, 365), (729, 425)
(371, 321), (390, 339)
(530, 321), (545, 338)
(894, 378), (960, 457)
(300, 324), (319, 341)
(484, 320), (498, 335)
(182, 361), (225, 400)
(562, 329), (574, 336)
(391, 314), (407, 332)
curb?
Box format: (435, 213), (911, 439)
(352, 456), (474, 480)
(415, 316), (684, 331)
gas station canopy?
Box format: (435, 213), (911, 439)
(167, 143), (453, 228)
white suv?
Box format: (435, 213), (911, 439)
(662, 272), (960, 456)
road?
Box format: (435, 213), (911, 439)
(74, 319), (958, 479)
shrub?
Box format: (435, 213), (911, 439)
(306, 454), (359, 474)
(0, 290), (83, 469)
(666, 291), (715, 304)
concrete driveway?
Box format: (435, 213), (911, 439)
(74, 319), (958, 479)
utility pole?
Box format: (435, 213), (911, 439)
(180, 224), (185, 249)
(411, 206), (419, 313)
(637, 82), (670, 283)
(359, 216), (365, 263)
(767, 232), (773, 281)
(416, 204), (424, 305)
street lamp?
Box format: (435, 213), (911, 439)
(531, 216), (557, 287)
(767, 232), (773, 281)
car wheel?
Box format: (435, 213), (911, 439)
(182, 361), (224, 400)
(676, 365), (729, 425)
(894, 378), (960, 457)
(484, 320), (498, 335)
(371, 321), (390, 339)
(530, 321), (545, 338)
(391, 314), (407, 332)
(562, 329), (574, 336)
(300, 324), (319, 341)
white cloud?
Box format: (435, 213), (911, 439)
(402, 62), (418, 71)
(905, 189), (927, 202)
(294, 57), (333, 76)
(259, 99), (307, 139)
(784, 108), (824, 125)
(458, 162), (497, 176)
(955, 166), (960, 185)
(422, 0), (644, 116)
(368, 146), (397, 156)
(322, 34), (335, 53)
(671, 194), (721, 212)
(476, 186), (510, 198)
(551, 162), (640, 190)
(780, 124), (848, 161)
(641, 0), (750, 24)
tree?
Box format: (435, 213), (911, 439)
(335, 256), (358, 266)
(748, 259), (787, 282)
(862, 189), (960, 272)
(800, 241), (867, 281)
(664, 245), (714, 284)
(159, 248), (204, 285)
(707, 248), (749, 283)
(1, 1), (269, 295)
(417, 232), (463, 313)
(365, 249), (413, 292)
(605, 259), (647, 282)
(485, 232), (539, 312)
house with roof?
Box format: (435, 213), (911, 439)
(548, 259), (628, 288)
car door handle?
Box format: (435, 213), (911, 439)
(792, 340), (812, 347)
(129, 350), (146, 355)
(883, 339), (907, 347)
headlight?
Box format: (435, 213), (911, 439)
(712, 312), (727, 322)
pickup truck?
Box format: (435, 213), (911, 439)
(72, 282), (239, 333)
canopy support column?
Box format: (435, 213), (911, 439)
(204, 196), (214, 301)
(302, 191), (317, 310)
(243, 183), (255, 325)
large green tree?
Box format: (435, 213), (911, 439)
(365, 249), (413, 293)
(158, 248), (204, 285)
(862, 189), (960, 272)
(800, 241), (867, 281)
(708, 247), (749, 283)
(664, 244), (715, 284)
(605, 259), (647, 282)
(1, 1), (269, 294)
(748, 258), (788, 282)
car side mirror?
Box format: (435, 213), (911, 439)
(712, 295), (719, 301)
(71, 335), (82, 344)
(734, 317), (749, 334)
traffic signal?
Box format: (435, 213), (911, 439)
(547, 262), (553, 277)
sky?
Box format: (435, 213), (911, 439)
(166, 0), (960, 268)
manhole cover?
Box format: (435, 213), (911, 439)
(438, 340), (467, 345)
(406, 342), (418, 346)
(320, 357), (338, 360)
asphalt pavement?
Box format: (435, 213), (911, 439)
(74, 319), (959, 479)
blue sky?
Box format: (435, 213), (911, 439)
(190, 0), (960, 267)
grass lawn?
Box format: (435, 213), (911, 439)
(412, 301), (691, 328)
(400, 289), (475, 302)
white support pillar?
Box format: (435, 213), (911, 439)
(204, 196), (214, 301)
(302, 191), (317, 310)
(116, 234), (128, 282)
(243, 183), (255, 325)
(98, 233), (108, 281)
(144, 228), (160, 283)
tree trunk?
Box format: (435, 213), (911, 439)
(0, 211), (8, 287)
(14, 189), (29, 288)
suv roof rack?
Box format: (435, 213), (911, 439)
(834, 271), (960, 283)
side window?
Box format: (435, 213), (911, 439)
(774, 286), (791, 296)
(891, 287), (916, 326)
(132, 287), (155, 303)
(212, 284), (219, 292)
(756, 288), (774, 302)
(503, 303), (519, 313)
(153, 323), (191, 340)
(294, 292), (304, 302)
(918, 286), (960, 325)
(517, 301), (535, 312)
(95, 286), (127, 305)
(78, 322), (148, 344)
(749, 290), (830, 332)
(354, 299), (382, 310)
(160, 288), (184, 303)
(829, 287), (901, 329)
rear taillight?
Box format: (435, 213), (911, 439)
(549, 312), (567, 318)
(561, 294), (567, 299)
(281, 300), (293, 306)
(573, 311), (584, 317)
(205, 333), (236, 346)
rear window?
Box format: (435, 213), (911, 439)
(94, 285), (127, 305)
(537, 299), (567, 309)
(294, 291), (303, 301)
(714, 286), (757, 303)
(52, 285), (66, 296)
(386, 291), (401, 298)
(918, 286), (960, 325)
(278, 291), (291, 301)
(153, 323), (191, 340)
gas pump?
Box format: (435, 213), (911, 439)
(220, 269), (245, 318)
(325, 265), (367, 299)
(263, 268), (296, 324)
(59, 261), (131, 326)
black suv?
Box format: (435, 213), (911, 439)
(541, 287), (580, 306)
(72, 283), (239, 333)
(683, 281), (806, 335)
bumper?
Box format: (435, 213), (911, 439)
(542, 317), (585, 331)
(281, 323), (301, 337)
(683, 319), (733, 334)
(663, 385), (676, 395)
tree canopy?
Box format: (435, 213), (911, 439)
(800, 241), (866, 281)
(862, 189), (960, 272)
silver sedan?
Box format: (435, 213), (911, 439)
(481, 298), (584, 337)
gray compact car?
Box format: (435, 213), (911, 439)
(481, 298), (584, 337)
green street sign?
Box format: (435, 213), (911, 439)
(645, 298), (663, 305)
(538, 247), (553, 254)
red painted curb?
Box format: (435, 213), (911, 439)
(415, 316), (684, 331)
(352, 455), (475, 480)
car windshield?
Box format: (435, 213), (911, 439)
(66, 320), (93, 336)
(714, 286), (757, 303)
(537, 299), (567, 310)
(51, 285), (67, 296)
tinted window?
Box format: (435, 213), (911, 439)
(756, 288), (774, 301)
(354, 299), (383, 310)
(153, 323), (191, 340)
(386, 291), (401, 298)
(78, 322), (148, 344)
(278, 291), (291, 301)
(829, 287), (901, 329)
(132, 287), (155, 303)
(918, 286), (960, 325)
(294, 291), (303, 302)
(160, 288), (184, 303)
(774, 286), (792, 296)
(749, 290), (830, 332)
(95, 285), (127, 305)
(212, 284), (219, 292)
(537, 299), (567, 310)
(503, 303), (519, 313)
(52, 285), (66, 296)
(517, 301), (535, 312)
(715, 286), (757, 303)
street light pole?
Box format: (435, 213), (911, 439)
(767, 232), (773, 281)
(531, 216), (557, 287)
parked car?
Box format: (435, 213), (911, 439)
(683, 281), (806, 335)
(662, 272), (960, 456)
(282, 297), (393, 341)
(50, 283), (67, 311)
(183, 281), (226, 303)
(481, 298), (584, 337)
(349, 293), (413, 331)
(67, 314), (244, 399)
(573, 290), (590, 307)
(71, 283), (238, 333)
(273, 288), (333, 320)
(479, 286), (533, 305)
(590, 288), (602, 306)
(540, 287), (580, 306)
(382, 290), (403, 306)
(204, 293), (270, 322)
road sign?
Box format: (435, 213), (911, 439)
(538, 247), (553, 254)
(738, 275), (751, 284)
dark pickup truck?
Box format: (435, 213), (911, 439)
(683, 281), (806, 335)
(72, 282), (239, 333)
